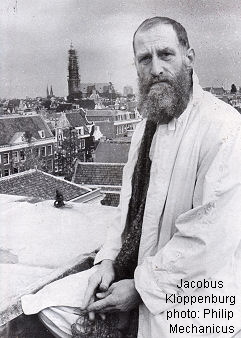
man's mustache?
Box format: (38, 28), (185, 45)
(141, 76), (173, 92)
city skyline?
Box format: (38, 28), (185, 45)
(1, 0), (241, 98)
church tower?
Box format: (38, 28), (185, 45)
(67, 43), (81, 101)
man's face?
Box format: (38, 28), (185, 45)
(134, 23), (194, 123)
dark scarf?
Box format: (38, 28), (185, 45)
(72, 120), (157, 338)
(114, 119), (157, 281)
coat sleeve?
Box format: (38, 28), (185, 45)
(94, 205), (122, 264)
(134, 120), (241, 315)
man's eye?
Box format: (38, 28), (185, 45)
(139, 56), (151, 64)
(160, 53), (172, 60)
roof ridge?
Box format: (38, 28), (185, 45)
(77, 161), (125, 166)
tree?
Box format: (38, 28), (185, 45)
(231, 84), (237, 94)
(17, 131), (49, 173)
(55, 128), (80, 180)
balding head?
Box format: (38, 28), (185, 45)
(133, 17), (190, 54)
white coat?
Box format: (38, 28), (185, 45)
(95, 76), (241, 337)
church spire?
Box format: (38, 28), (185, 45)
(67, 44), (81, 101)
(47, 85), (49, 98)
(50, 85), (53, 97)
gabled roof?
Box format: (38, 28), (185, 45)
(95, 141), (130, 163)
(0, 115), (53, 146)
(0, 169), (91, 201)
(65, 110), (90, 134)
(73, 161), (124, 186)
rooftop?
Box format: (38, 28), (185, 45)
(65, 110), (91, 132)
(73, 161), (124, 187)
(86, 109), (118, 118)
(0, 169), (92, 201)
(95, 141), (130, 163)
(0, 115), (53, 146)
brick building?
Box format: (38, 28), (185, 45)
(0, 115), (55, 177)
(86, 109), (142, 139)
(54, 110), (95, 176)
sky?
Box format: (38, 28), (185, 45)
(0, 0), (241, 98)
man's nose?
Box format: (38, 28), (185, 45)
(150, 56), (164, 77)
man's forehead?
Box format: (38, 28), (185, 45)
(134, 23), (180, 53)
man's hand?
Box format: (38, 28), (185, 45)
(87, 279), (142, 313)
(82, 259), (115, 310)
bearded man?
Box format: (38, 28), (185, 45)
(21, 17), (241, 337)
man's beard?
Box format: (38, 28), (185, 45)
(137, 65), (193, 124)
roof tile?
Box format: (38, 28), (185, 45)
(0, 170), (90, 201)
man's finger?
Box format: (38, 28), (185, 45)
(98, 306), (116, 313)
(83, 277), (100, 308)
(87, 295), (114, 312)
(99, 275), (113, 291)
(96, 289), (112, 299)
(99, 313), (106, 320)
(88, 311), (95, 321)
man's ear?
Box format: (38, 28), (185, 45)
(184, 48), (195, 68)
(134, 56), (140, 76)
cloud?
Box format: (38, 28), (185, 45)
(1, 0), (241, 97)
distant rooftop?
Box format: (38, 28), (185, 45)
(0, 115), (53, 146)
(203, 87), (226, 96)
(95, 140), (130, 163)
(65, 110), (91, 131)
(73, 161), (124, 187)
(0, 169), (92, 201)
(86, 109), (117, 118)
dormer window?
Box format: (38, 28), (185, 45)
(78, 127), (84, 136)
(39, 130), (45, 138)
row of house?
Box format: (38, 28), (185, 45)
(0, 110), (96, 178)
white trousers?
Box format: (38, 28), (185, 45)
(39, 306), (81, 338)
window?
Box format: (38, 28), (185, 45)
(20, 150), (25, 161)
(78, 127), (84, 136)
(13, 167), (19, 174)
(4, 169), (10, 176)
(35, 147), (40, 157)
(39, 130), (45, 138)
(3, 153), (9, 165)
(80, 139), (85, 149)
(12, 151), (18, 163)
(41, 146), (46, 157)
(47, 145), (53, 155)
